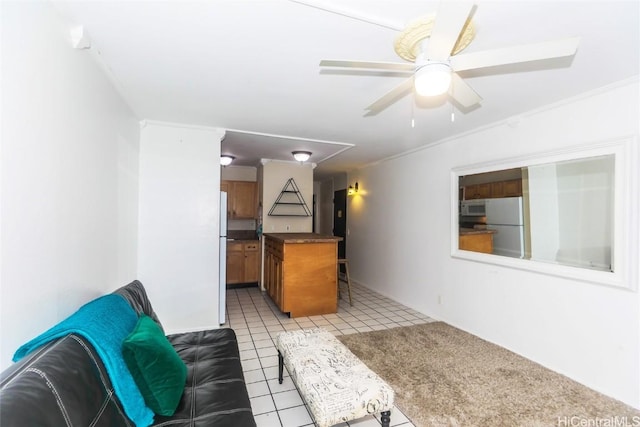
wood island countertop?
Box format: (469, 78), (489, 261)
(459, 227), (497, 236)
(263, 233), (343, 243)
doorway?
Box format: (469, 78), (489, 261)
(333, 189), (347, 260)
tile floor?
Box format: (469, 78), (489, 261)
(225, 281), (436, 427)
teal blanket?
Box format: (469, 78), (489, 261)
(13, 294), (154, 427)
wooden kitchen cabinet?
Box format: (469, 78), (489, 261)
(465, 183), (491, 199)
(502, 179), (522, 197)
(465, 179), (522, 199)
(226, 242), (245, 284)
(226, 241), (260, 285)
(231, 181), (257, 219)
(222, 180), (257, 219)
(243, 242), (260, 283)
(263, 233), (341, 318)
(264, 238), (284, 308)
(459, 230), (495, 254)
(490, 179), (522, 198)
(490, 181), (504, 198)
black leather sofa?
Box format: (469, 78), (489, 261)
(0, 280), (256, 427)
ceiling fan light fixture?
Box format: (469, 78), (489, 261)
(220, 155), (235, 166)
(292, 151), (312, 162)
(414, 62), (452, 97)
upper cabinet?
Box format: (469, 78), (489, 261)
(464, 179), (522, 200)
(493, 179), (523, 198)
(222, 180), (258, 219)
(464, 183), (491, 199)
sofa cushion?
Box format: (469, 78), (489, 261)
(1, 334), (135, 427)
(152, 328), (256, 427)
(114, 280), (165, 333)
(123, 315), (187, 416)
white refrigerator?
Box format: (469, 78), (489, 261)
(219, 191), (227, 325)
(485, 197), (525, 258)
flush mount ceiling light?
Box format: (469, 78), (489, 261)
(292, 151), (312, 162)
(220, 155), (235, 166)
(414, 62), (452, 96)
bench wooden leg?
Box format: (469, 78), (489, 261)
(380, 410), (391, 427)
(278, 351), (284, 384)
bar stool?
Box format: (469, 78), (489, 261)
(337, 258), (353, 306)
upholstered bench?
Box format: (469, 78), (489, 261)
(276, 328), (394, 427)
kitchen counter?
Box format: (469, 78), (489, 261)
(459, 227), (497, 236)
(263, 233), (342, 243)
(228, 230), (259, 241)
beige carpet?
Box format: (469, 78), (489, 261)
(337, 322), (639, 427)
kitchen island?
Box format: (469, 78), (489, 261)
(263, 233), (342, 318)
(459, 228), (497, 254)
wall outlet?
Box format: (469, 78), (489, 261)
(437, 295), (442, 305)
(286, 225), (290, 231)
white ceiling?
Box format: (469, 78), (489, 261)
(53, 0), (639, 179)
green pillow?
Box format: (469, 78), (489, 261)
(122, 314), (187, 416)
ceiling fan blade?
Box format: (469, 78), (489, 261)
(450, 37), (580, 72)
(320, 59), (414, 72)
(365, 78), (414, 116)
(424, 2), (475, 60)
(450, 73), (482, 108)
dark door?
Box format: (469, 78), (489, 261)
(312, 194), (316, 233)
(333, 189), (347, 260)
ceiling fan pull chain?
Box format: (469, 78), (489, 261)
(450, 84), (455, 123)
(411, 95), (416, 128)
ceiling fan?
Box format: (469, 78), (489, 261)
(293, 1), (580, 116)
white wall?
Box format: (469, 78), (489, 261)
(221, 165), (257, 181)
(137, 121), (223, 333)
(332, 173), (348, 191)
(260, 160), (313, 233)
(0, 2), (140, 369)
(347, 79), (640, 407)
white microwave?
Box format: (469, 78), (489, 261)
(460, 199), (486, 216)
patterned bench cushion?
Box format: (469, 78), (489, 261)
(276, 328), (394, 427)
